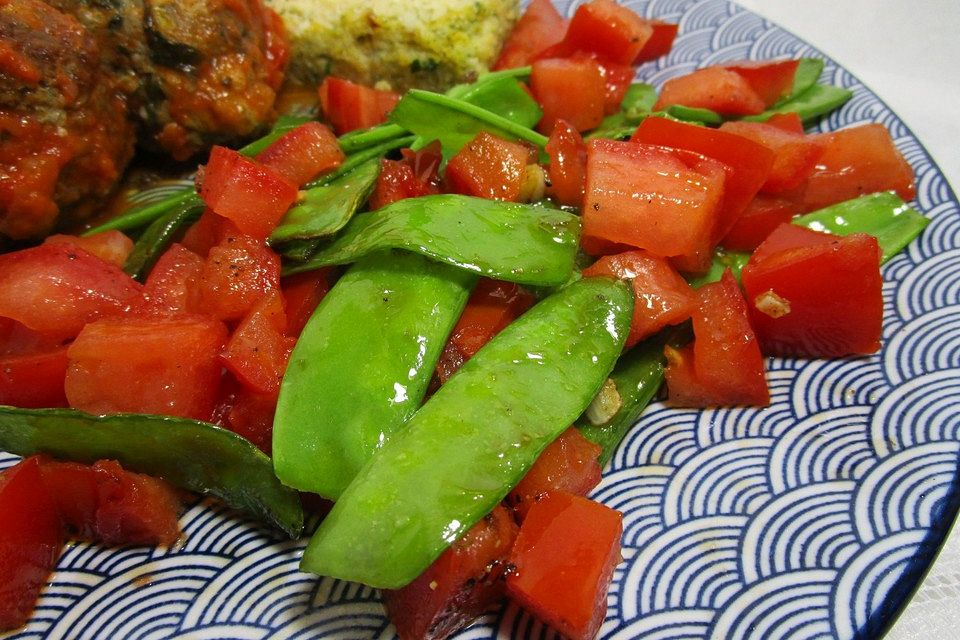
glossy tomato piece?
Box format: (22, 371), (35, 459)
(445, 132), (533, 202)
(383, 505), (518, 640)
(224, 385), (278, 455)
(506, 492), (622, 640)
(720, 120), (826, 194)
(664, 270), (769, 407)
(199, 146), (298, 241)
(369, 143), (443, 210)
(531, 57), (606, 134)
(582, 139), (727, 259)
(654, 66), (766, 116)
(0, 318), (60, 357)
(506, 428), (602, 520)
(0, 244), (141, 342)
(546, 120), (588, 207)
(0, 347), (69, 408)
(541, 0), (653, 65)
(634, 20), (678, 63)
(135, 243), (205, 317)
(722, 59), (800, 106)
(38, 459), (180, 546)
(596, 58), (635, 114)
(43, 231), (134, 268)
(493, 0), (567, 70)
(765, 111), (805, 134)
(435, 279), (534, 384)
(720, 195), (803, 251)
(0, 457), (63, 632)
(583, 251), (697, 348)
(221, 291), (296, 397)
(180, 210), (237, 258)
(801, 123), (916, 211)
(65, 315), (227, 421)
(319, 76), (400, 135)
(632, 117), (775, 245)
(199, 234), (281, 322)
(257, 121), (344, 187)
(281, 269), (333, 338)
(741, 224), (883, 357)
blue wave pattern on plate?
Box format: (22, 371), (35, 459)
(3, 0), (960, 638)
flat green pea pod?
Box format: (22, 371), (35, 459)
(123, 197), (205, 280)
(300, 276), (633, 588)
(273, 250), (475, 499)
(283, 195), (581, 287)
(0, 406), (303, 537)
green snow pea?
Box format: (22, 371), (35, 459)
(778, 58), (825, 106)
(273, 250), (475, 499)
(665, 104), (723, 125)
(0, 406), (303, 537)
(123, 197), (205, 280)
(746, 83), (852, 123)
(300, 276), (633, 588)
(283, 195), (581, 287)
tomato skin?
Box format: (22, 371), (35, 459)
(0, 347), (69, 408)
(801, 123), (916, 211)
(542, 0), (653, 65)
(634, 20), (678, 63)
(722, 59), (800, 106)
(545, 120), (588, 207)
(741, 224), (883, 357)
(256, 121), (344, 187)
(720, 195), (803, 252)
(719, 121), (826, 194)
(665, 271), (769, 407)
(0, 244), (142, 342)
(383, 505), (518, 640)
(221, 291), (296, 397)
(583, 251), (697, 348)
(0, 457), (63, 632)
(445, 132), (533, 202)
(369, 143), (442, 210)
(199, 146), (299, 242)
(199, 235), (281, 322)
(43, 231), (134, 268)
(506, 492), (623, 640)
(65, 315), (227, 421)
(582, 139), (727, 259)
(506, 428), (602, 520)
(654, 67), (766, 116)
(319, 76), (400, 135)
(531, 57), (606, 134)
(134, 243), (205, 317)
(281, 269), (332, 338)
(494, 0), (567, 70)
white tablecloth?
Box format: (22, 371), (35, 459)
(735, 2), (960, 638)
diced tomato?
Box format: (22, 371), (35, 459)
(765, 112), (805, 134)
(0, 347), (69, 408)
(546, 120), (588, 207)
(199, 234), (282, 322)
(0, 318), (61, 357)
(199, 146), (298, 241)
(632, 117), (776, 245)
(0, 244), (141, 342)
(180, 210), (238, 258)
(493, 0), (568, 70)
(597, 59), (635, 114)
(654, 67), (766, 116)
(43, 231), (134, 268)
(369, 143), (443, 210)
(506, 492), (622, 640)
(221, 291), (296, 397)
(741, 224), (882, 357)
(583, 251), (697, 348)
(319, 76), (400, 135)
(256, 121), (344, 187)
(664, 270), (769, 407)
(582, 139), (727, 259)
(541, 0), (653, 66)
(0, 457), (62, 631)
(134, 243), (205, 317)
(38, 459), (181, 546)
(719, 120), (825, 194)
(634, 20), (678, 63)
(435, 279), (535, 384)
(720, 195), (803, 251)
(722, 60), (800, 106)
(281, 269), (333, 338)
(506, 428), (602, 520)
(445, 132), (533, 202)
(801, 123), (916, 211)
(65, 315), (227, 420)
(383, 505), (518, 640)
(224, 385), (278, 454)
(531, 57), (606, 134)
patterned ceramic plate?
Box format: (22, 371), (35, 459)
(3, 1), (960, 638)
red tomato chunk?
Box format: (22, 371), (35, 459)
(135, 243), (205, 318)
(0, 347), (69, 409)
(281, 269), (333, 338)
(721, 195), (803, 252)
(43, 230), (134, 268)
(319, 76), (400, 135)
(221, 290), (296, 397)
(506, 492), (623, 640)
(545, 120), (588, 207)
(721, 59), (800, 106)
(445, 132), (533, 202)
(199, 235), (281, 322)
(654, 67), (766, 116)
(256, 121), (344, 187)
(494, 0), (567, 70)
(719, 120), (825, 194)
(542, 0), (653, 66)
(531, 57), (606, 134)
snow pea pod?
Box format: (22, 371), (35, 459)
(273, 250), (475, 499)
(300, 276), (633, 589)
(283, 195), (581, 287)
(0, 406), (303, 537)
(745, 83), (852, 123)
(123, 196), (205, 280)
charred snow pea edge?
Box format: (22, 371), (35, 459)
(273, 250), (476, 499)
(282, 195), (581, 287)
(299, 277), (633, 589)
(0, 406), (303, 537)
